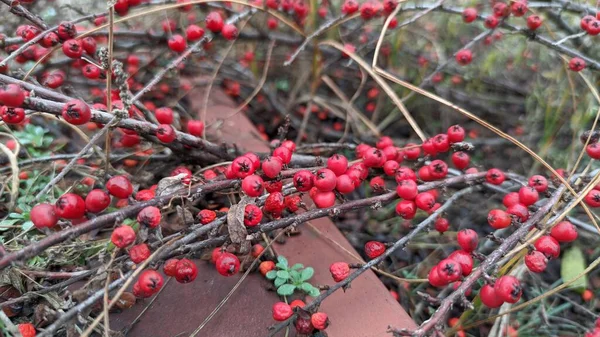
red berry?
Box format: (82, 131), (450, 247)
(55, 193), (86, 219)
(281, 140), (296, 152)
(502, 192), (520, 208)
(62, 99), (91, 125)
(327, 154), (348, 176)
(138, 269), (163, 295)
(232, 156), (255, 178)
(242, 174), (264, 197)
(415, 192), (435, 211)
(364, 241), (386, 259)
(187, 120), (204, 137)
(569, 57), (586, 72)
(85, 189), (111, 213)
(369, 176), (385, 193)
(262, 156), (283, 179)
(312, 191), (336, 208)
(434, 217), (450, 233)
(244, 204), (263, 226)
(534, 235), (560, 259)
(527, 15), (543, 30)
(428, 265), (446, 287)
(106, 175), (133, 198)
(335, 174), (355, 194)
(284, 195), (302, 212)
(456, 49), (472, 66)
(293, 170), (314, 192)
(429, 159), (448, 179)
(528, 175), (548, 192)
(480, 284), (504, 308)
(0, 84), (26, 107)
(62, 39), (83, 58)
(432, 134), (450, 152)
(395, 167), (417, 182)
(524, 250), (548, 273)
(437, 258), (462, 283)
(311, 312), (329, 330)
(264, 180), (283, 193)
(215, 252), (240, 276)
(486, 168), (506, 185)
(585, 189), (600, 207)
(550, 221), (578, 242)
(396, 180), (418, 200)
(314, 168), (337, 192)
(272, 302), (293, 321)
(175, 258), (198, 283)
(359, 1), (377, 19)
(210, 248), (223, 264)
(18, 323), (36, 337)
(137, 206), (161, 228)
(495, 275), (522, 303)
(507, 203), (529, 222)
(511, 1), (528, 17)
(581, 15), (595, 31)
(197, 209), (216, 225)
(265, 192), (285, 214)
(488, 209), (512, 229)
(492, 2), (509, 17)
(586, 143), (600, 159)
(167, 34), (187, 53)
(451, 152), (470, 170)
(129, 243), (151, 263)
(186, 24), (205, 41)
(456, 229), (478, 252)
(57, 21), (77, 40)
(329, 262), (350, 282)
(376, 136), (394, 149)
(462, 7), (477, 23)
(484, 15), (499, 29)
(518, 186), (539, 206)
(341, 0), (359, 14)
(403, 143), (421, 159)
(448, 250), (473, 276)
(396, 200), (416, 219)
(206, 11), (224, 33)
(0, 106), (25, 124)
(156, 124), (176, 143)
(267, 17), (278, 30)
(81, 37), (97, 54)
(111, 226), (136, 248)
(363, 148), (386, 167)
(31, 203), (58, 228)
(40, 32), (60, 47)
(155, 107), (174, 124)
(221, 24), (238, 40)
(82, 64), (101, 79)
(383, 160), (399, 176)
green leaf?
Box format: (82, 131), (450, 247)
(299, 282), (314, 293)
(276, 270), (290, 279)
(308, 287), (321, 297)
(21, 221), (34, 231)
(291, 263), (304, 270)
(277, 284), (296, 296)
(0, 219), (19, 232)
(266, 270), (277, 280)
(274, 277), (287, 288)
(277, 256), (288, 268)
(300, 267), (314, 281)
(561, 246), (588, 293)
(290, 270), (301, 283)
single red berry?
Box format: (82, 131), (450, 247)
(262, 156), (283, 179)
(111, 226), (136, 248)
(311, 312), (329, 330)
(82, 64), (101, 79)
(363, 148), (386, 167)
(81, 37), (97, 54)
(242, 174), (264, 197)
(587, 19), (600, 35)
(550, 221), (578, 242)
(382, 146), (398, 163)
(312, 191), (336, 208)
(187, 120), (204, 137)
(428, 265), (447, 287)
(272, 302), (293, 321)
(359, 1), (377, 19)
(281, 140), (296, 152)
(293, 170), (314, 192)
(492, 2), (510, 17)
(421, 139), (437, 157)
(502, 192), (520, 208)
(569, 57), (586, 72)
(0, 84), (26, 107)
(55, 193), (86, 219)
(221, 24), (238, 40)
(507, 203), (529, 222)
(403, 143), (421, 160)
(585, 189), (600, 207)
(31, 203), (58, 228)
(137, 206), (161, 228)
(186, 24), (205, 42)
(175, 258), (198, 283)
(327, 154), (348, 176)
(267, 17), (278, 30)
(20, 25), (40, 41)
(264, 180), (283, 193)
(62, 99), (91, 125)
(259, 260), (275, 276)
(156, 124), (176, 143)
(480, 284), (504, 308)
(284, 195), (302, 212)
(432, 134), (450, 153)
(396, 180), (418, 200)
(244, 204), (263, 227)
(484, 15), (499, 29)
(586, 143), (600, 159)
(206, 11), (224, 33)
(518, 186), (539, 206)
(57, 21), (77, 40)
(528, 175), (548, 192)
(488, 209), (512, 229)
(486, 168), (506, 185)
(534, 235), (560, 259)
(434, 217), (450, 234)
(336, 174), (355, 194)
(40, 32), (59, 47)
(216, 252), (240, 276)
(0, 106), (25, 124)
(396, 200), (417, 219)
(524, 250), (548, 273)
(330, 262), (350, 282)
(364, 241), (386, 259)
(495, 275), (522, 303)
(163, 258), (180, 276)
(429, 159), (449, 179)
(155, 107), (174, 124)
(18, 323), (36, 337)
(462, 7), (477, 23)
(62, 39), (83, 58)
(437, 258), (462, 283)
(197, 209), (216, 225)
(129, 243), (151, 263)
(415, 192), (436, 211)
(251, 244), (264, 258)
(383, 160), (400, 176)
(232, 155), (256, 178)
(341, 0), (359, 14)
(106, 175), (133, 199)
(395, 167), (417, 182)
(455, 49), (472, 66)
(448, 250), (473, 276)
(138, 269), (164, 295)
(511, 1), (528, 17)
(369, 176), (385, 193)
(211, 247), (224, 264)
(376, 136), (394, 149)
(451, 152), (470, 170)
(85, 189), (111, 213)
(457, 229), (478, 252)
(314, 168), (337, 192)
(526, 15), (543, 30)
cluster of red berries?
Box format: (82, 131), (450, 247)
(272, 301), (329, 332)
(525, 221), (577, 273)
(585, 317), (600, 337)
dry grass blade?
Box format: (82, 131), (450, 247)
(372, 66), (599, 230)
(0, 143), (19, 210)
(320, 40), (427, 141)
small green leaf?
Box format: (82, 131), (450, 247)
(277, 284), (296, 296)
(276, 270), (290, 279)
(21, 221), (34, 231)
(266, 270), (277, 280)
(291, 263), (304, 270)
(561, 246), (588, 293)
(277, 256), (288, 268)
(300, 267), (314, 281)
(290, 270), (301, 283)
(299, 282), (314, 292)
(308, 287), (321, 297)
(274, 277), (287, 287)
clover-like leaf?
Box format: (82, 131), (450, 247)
(277, 284), (296, 296)
(274, 277), (287, 288)
(300, 267), (314, 281)
(291, 263), (304, 270)
(276, 270), (290, 279)
(308, 287), (321, 297)
(266, 270), (277, 280)
(276, 255), (288, 269)
(290, 270), (301, 283)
